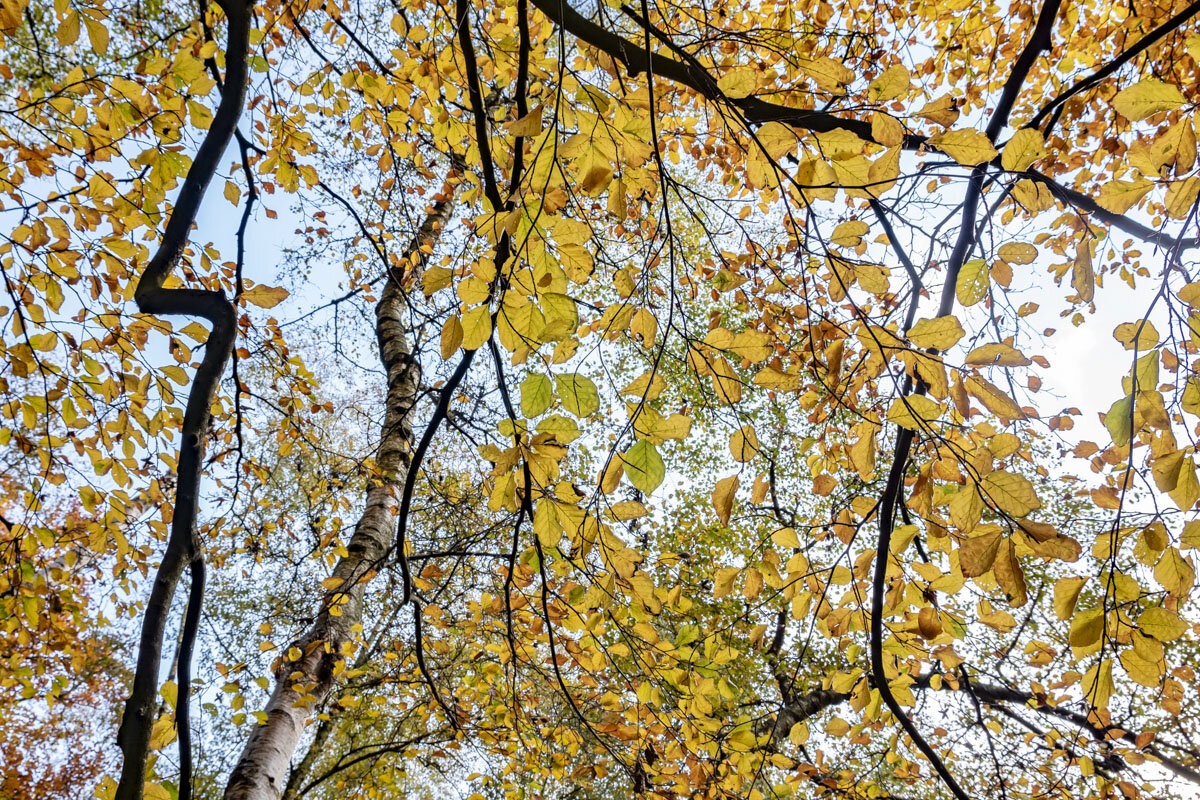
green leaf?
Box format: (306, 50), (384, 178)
(554, 374), (599, 418)
(520, 374), (553, 418)
(624, 440), (665, 494)
(537, 414), (580, 444)
(1105, 394), (1133, 447)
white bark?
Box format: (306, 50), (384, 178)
(224, 188), (458, 800)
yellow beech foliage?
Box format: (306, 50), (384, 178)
(1, 0), (1200, 798)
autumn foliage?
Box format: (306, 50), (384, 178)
(2, 0), (1200, 798)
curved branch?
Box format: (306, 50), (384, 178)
(115, 2), (251, 798)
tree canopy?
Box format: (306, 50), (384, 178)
(2, 0), (1200, 798)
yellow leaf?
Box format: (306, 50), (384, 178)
(931, 129), (999, 166)
(918, 606), (943, 639)
(609, 501), (647, 521)
(993, 537), (1027, 607)
(868, 146), (901, 195)
(1053, 576), (1086, 620)
(831, 220), (869, 247)
(440, 315), (463, 359)
(520, 374), (553, 418)
(714, 566), (740, 598)
(955, 259), (989, 306)
(83, 16), (109, 53)
(555, 373), (599, 418)
(1072, 238), (1094, 302)
(713, 474), (739, 524)
(964, 343), (1030, 368)
(718, 67), (758, 98)
(630, 307), (657, 348)
(799, 57), (854, 92)
(825, 716), (851, 736)
(949, 486), (983, 532)
(1000, 128), (1046, 172)
(980, 470), (1041, 516)
(622, 371), (667, 400)
(1121, 632), (1164, 687)
(997, 242), (1037, 264)
(868, 65), (910, 102)
(1113, 320), (1159, 350)
(1112, 78), (1186, 121)
(1155, 546), (1195, 597)
(757, 121), (799, 160)
(1082, 659), (1114, 709)
(577, 147), (614, 195)
(143, 785), (172, 800)
(729, 425), (760, 462)
(505, 106), (544, 136)
(772, 527), (801, 548)
(242, 284), (289, 309)
(629, 571), (661, 613)
(149, 715), (176, 750)
(871, 112), (905, 147)
(460, 306), (492, 350)
(886, 395), (943, 430)
(159, 680), (178, 711)
(422, 266), (453, 295)
(533, 501), (562, 547)
(1139, 606), (1188, 641)
(1011, 178), (1056, 212)
(916, 95), (960, 127)
(908, 315), (965, 350)
(1096, 178), (1154, 214)
(964, 375), (1026, 419)
(1185, 520), (1200, 550)
(1105, 394), (1133, 447)
(1166, 176), (1200, 219)
(1169, 456), (1200, 510)
(731, 330), (773, 362)
(57, 11), (79, 46)
(1070, 607), (1105, 649)
(711, 356), (742, 404)
(743, 567), (764, 600)
(224, 180), (241, 205)
(188, 99), (213, 130)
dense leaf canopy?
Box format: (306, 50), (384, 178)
(2, 0), (1200, 798)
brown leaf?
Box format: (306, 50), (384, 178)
(959, 529), (1002, 577)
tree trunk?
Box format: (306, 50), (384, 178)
(223, 185), (458, 800)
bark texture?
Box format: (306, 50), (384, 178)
(223, 186), (458, 800)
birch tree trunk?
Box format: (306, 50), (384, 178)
(224, 184), (458, 800)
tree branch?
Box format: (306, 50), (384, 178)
(116, 2), (251, 797)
